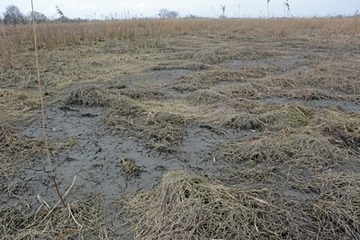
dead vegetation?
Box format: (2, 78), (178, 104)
(218, 103), (312, 130)
(217, 131), (343, 168)
(1, 17), (360, 239)
(0, 123), (46, 176)
(121, 158), (142, 179)
(118, 170), (360, 239)
(186, 89), (227, 105)
(65, 85), (113, 106)
(144, 111), (185, 153)
(1, 194), (112, 239)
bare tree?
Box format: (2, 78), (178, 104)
(159, 9), (179, 19)
(30, 11), (49, 23)
(3, 5), (26, 25)
(267, 0), (270, 18)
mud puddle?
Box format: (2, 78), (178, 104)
(4, 104), (253, 207)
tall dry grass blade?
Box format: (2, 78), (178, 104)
(31, 0), (66, 207)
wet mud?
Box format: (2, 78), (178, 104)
(3, 104), (254, 207)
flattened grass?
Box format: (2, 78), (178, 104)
(218, 103), (312, 131)
(118, 169), (360, 239)
(1, 194), (112, 239)
(217, 131), (343, 169)
(106, 95), (187, 153)
(0, 123), (45, 175)
(65, 85), (113, 107)
(2, 17), (360, 239)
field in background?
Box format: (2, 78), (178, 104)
(1, 18), (360, 239)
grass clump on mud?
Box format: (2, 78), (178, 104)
(313, 110), (360, 153)
(220, 112), (265, 130)
(121, 158), (142, 179)
(65, 85), (113, 106)
(260, 104), (313, 128)
(218, 131), (343, 168)
(118, 170), (290, 239)
(219, 82), (278, 99)
(219, 104), (313, 131)
(1, 194), (112, 239)
(312, 109), (360, 133)
(118, 170), (360, 239)
(106, 95), (185, 153)
(0, 89), (42, 122)
(0, 124), (47, 175)
(105, 95), (146, 134)
(283, 88), (342, 101)
(186, 89), (227, 105)
(144, 111), (185, 153)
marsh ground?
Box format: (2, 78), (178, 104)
(1, 18), (360, 239)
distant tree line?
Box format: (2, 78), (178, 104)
(0, 5), (87, 25)
(158, 9), (179, 19)
(0, 5), (183, 24)
(1, 4), (358, 24)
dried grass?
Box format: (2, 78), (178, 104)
(118, 88), (165, 100)
(324, 126), (360, 153)
(106, 97), (185, 153)
(218, 132), (343, 169)
(219, 82), (279, 99)
(118, 170), (296, 239)
(0, 89), (41, 121)
(105, 95), (146, 134)
(220, 112), (265, 130)
(1, 194), (112, 239)
(260, 104), (313, 128)
(2, 18), (359, 57)
(192, 50), (219, 64)
(283, 88), (342, 101)
(296, 63), (360, 95)
(186, 89), (227, 105)
(2, 17), (360, 239)
(311, 109), (360, 133)
(144, 111), (185, 153)
(219, 104), (312, 130)
(0, 123), (45, 176)
(65, 85), (113, 106)
(118, 169), (360, 239)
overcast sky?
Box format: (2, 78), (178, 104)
(1, 0), (359, 19)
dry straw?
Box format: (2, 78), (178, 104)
(31, 0), (65, 206)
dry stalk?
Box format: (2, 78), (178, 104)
(31, 0), (65, 207)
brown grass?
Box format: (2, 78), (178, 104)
(215, 103), (312, 131)
(1, 194), (112, 239)
(1, 17), (360, 239)
(118, 169), (360, 239)
(217, 131), (343, 168)
(65, 85), (113, 106)
(1, 18), (359, 69)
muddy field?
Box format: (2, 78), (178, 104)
(1, 18), (360, 239)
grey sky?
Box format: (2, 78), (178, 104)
(1, 0), (359, 19)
